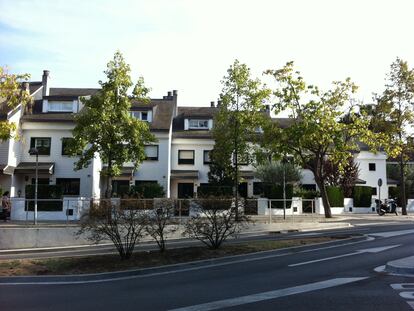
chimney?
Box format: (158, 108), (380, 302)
(210, 101), (215, 107)
(173, 90), (178, 97)
(167, 91), (172, 98)
(217, 100), (222, 107)
(42, 70), (50, 97)
(22, 82), (30, 93)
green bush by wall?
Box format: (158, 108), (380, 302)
(129, 182), (165, 198)
(352, 186), (373, 207)
(326, 186), (344, 207)
(25, 184), (63, 211)
(197, 185), (233, 197)
(264, 184), (293, 209)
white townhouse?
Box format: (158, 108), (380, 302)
(0, 69), (389, 206)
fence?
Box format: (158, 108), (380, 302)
(9, 197), (322, 224)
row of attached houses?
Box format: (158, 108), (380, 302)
(0, 70), (390, 201)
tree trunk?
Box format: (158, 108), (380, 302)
(105, 160), (113, 199)
(399, 154), (407, 215)
(314, 174), (332, 218)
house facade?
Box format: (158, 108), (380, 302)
(0, 70), (389, 205)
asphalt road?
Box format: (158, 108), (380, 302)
(1, 223), (414, 310)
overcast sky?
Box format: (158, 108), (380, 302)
(1, 0), (414, 106)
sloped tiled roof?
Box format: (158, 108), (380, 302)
(49, 88), (100, 96)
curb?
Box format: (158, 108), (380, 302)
(0, 235), (366, 284)
(385, 255), (414, 276)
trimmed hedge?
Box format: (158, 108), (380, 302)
(352, 186), (373, 207)
(129, 183), (165, 198)
(25, 184), (63, 211)
(197, 185), (233, 197)
(326, 186), (344, 207)
(264, 184), (293, 209)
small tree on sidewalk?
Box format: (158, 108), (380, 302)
(78, 200), (146, 260)
(144, 199), (177, 252)
(183, 197), (248, 249)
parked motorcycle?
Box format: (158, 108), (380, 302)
(375, 198), (398, 216)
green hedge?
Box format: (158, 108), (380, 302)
(197, 185), (233, 197)
(326, 186), (344, 207)
(129, 183), (165, 198)
(264, 184), (293, 209)
(25, 184), (63, 211)
(352, 186), (373, 207)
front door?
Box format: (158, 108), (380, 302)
(178, 183), (194, 198)
(112, 180), (130, 197)
(238, 182), (248, 198)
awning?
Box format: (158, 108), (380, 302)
(171, 170), (199, 179)
(355, 178), (367, 184)
(14, 162), (54, 175)
(240, 170), (255, 180)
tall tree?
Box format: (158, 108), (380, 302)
(210, 60), (270, 214)
(263, 62), (375, 218)
(69, 51), (156, 197)
(0, 67), (31, 140)
(369, 58), (414, 215)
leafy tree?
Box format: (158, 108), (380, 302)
(255, 161), (302, 186)
(263, 62), (376, 218)
(368, 58), (414, 215)
(0, 67), (31, 140)
(209, 60), (270, 216)
(69, 52), (156, 197)
(324, 157), (359, 197)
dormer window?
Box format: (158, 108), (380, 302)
(131, 111), (152, 122)
(47, 101), (73, 112)
(189, 119), (209, 129)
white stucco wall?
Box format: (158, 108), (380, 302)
(354, 151), (388, 199)
(17, 122), (94, 197)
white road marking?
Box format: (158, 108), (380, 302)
(391, 284), (414, 290)
(291, 233), (323, 237)
(369, 229), (414, 238)
(168, 277), (368, 311)
(289, 244), (401, 267)
(407, 301), (414, 310)
(400, 292), (414, 300)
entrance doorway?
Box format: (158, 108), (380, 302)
(178, 183), (194, 198)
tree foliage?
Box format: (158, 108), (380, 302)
(0, 67), (31, 140)
(209, 60), (270, 191)
(68, 51), (156, 197)
(368, 58), (414, 214)
(255, 161), (302, 185)
(263, 62), (376, 218)
(324, 157), (360, 197)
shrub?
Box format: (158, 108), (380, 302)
(326, 186), (344, 207)
(183, 197), (248, 249)
(352, 186), (373, 207)
(25, 184), (63, 211)
(389, 187), (401, 206)
(197, 185), (233, 197)
(129, 182), (165, 199)
(263, 184), (293, 209)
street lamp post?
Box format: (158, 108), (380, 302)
(29, 148), (39, 225)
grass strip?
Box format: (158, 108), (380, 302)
(0, 236), (348, 276)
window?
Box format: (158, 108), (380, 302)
(203, 150), (211, 164)
(130, 111), (151, 122)
(48, 101), (73, 112)
(31, 178), (50, 185)
(178, 150), (195, 165)
(144, 145), (159, 161)
(56, 178), (80, 196)
(61, 138), (80, 156)
(372, 187), (377, 195)
(189, 119), (209, 129)
(30, 137), (51, 155)
(369, 163), (376, 171)
(233, 153), (249, 166)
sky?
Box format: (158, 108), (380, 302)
(1, 0), (414, 107)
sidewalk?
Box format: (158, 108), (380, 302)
(0, 218), (352, 250)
